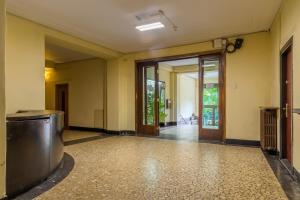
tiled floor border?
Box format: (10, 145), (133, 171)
(64, 134), (113, 146)
(263, 152), (300, 199)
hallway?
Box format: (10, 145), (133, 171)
(2, 0), (300, 199)
(35, 136), (286, 200)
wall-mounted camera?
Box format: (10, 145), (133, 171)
(226, 38), (244, 53)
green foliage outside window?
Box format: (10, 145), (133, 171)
(145, 81), (219, 126)
(203, 86), (218, 105)
(159, 82), (167, 123)
(145, 80), (168, 124)
(203, 85), (219, 128)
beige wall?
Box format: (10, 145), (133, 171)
(107, 32), (272, 142)
(107, 59), (121, 130)
(6, 14), (45, 114)
(158, 66), (200, 122)
(45, 58), (106, 128)
(226, 33), (272, 140)
(0, 0), (5, 197)
(5, 14), (121, 115)
(177, 74), (197, 119)
(270, 0), (300, 172)
(158, 67), (172, 122)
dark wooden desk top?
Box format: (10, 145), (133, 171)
(6, 110), (64, 121)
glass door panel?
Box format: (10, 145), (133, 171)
(143, 67), (156, 125)
(158, 82), (166, 124)
(202, 60), (219, 129)
(137, 62), (159, 136)
(199, 55), (224, 140)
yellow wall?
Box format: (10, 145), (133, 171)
(158, 67), (172, 122)
(177, 74), (197, 119)
(0, 1), (5, 197)
(226, 33), (272, 140)
(270, 0), (300, 172)
(107, 32), (272, 141)
(45, 58), (106, 128)
(6, 14), (45, 113)
(5, 14), (121, 114)
(107, 59), (120, 130)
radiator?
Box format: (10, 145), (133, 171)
(260, 108), (278, 151)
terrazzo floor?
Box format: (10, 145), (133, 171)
(35, 136), (287, 200)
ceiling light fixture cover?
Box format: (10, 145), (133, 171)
(136, 22), (165, 31)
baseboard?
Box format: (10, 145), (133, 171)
(120, 130), (136, 135)
(167, 121), (177, 126)
(69, 127), (136, 136)
(265, 149), (279, 155)
(159, 121), (177, 127)
(69, 126), (105, 133)
(294, 167), (300, 183)
(105, 130), (136, 136)
(225, 139), (260, 147)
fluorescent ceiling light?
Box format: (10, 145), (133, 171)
(136, 22), (165, 31)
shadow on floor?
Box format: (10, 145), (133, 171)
(12, 153), (75, 200)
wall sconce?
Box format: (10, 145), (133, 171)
(44, 67), (53, 82)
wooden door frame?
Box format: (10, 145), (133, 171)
(136, 61), (160, 136)
(279, 37), (293, 164)
(135, 50), (226, 140)
(55, 83), (69, 129)
(199, 53), (226, 141)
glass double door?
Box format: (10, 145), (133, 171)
(136, 54), (224, 140)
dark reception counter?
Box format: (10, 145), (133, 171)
(6, 110), (64, 197)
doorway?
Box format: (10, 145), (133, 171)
(136, 61), (159, 136)
(199, 55), (225, 140)
(135, 53), (225, 141)
(56, 83), (69, 129)
(280, 39), (293, 165)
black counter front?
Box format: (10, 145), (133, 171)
(6, 110), (64, 197)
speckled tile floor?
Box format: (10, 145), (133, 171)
(35, 136), (287, 200)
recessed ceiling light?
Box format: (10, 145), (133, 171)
(136, 22), (165, 31)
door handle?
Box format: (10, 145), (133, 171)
(282, 103), (288, 118)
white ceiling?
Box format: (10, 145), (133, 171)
(7, 0), (281, 53)
(45, 42), (95, 63)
